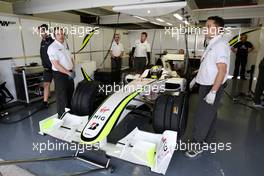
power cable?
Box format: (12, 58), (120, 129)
(99, 13), (121, 67)
(0, 100), (56, 124)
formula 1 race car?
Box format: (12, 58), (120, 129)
(39, 53), (189, 175)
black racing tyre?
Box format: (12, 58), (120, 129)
(153, 95), (169, 133)
(164, 96), (174, 130)
(71, 81), (84, 113)
(153, 93), (189, 138)
(178, 93), (189, 137)
(170, 93), (184, 132)
(71, 80), (101, 116)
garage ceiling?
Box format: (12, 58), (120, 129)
(2, 0), (264, 28)
(195, 0), (257, 8)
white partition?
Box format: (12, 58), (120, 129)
(20, 19), (48, 57)
(90, 28), (104, 68)
(0, 60), (16, 99)
(75, 53), (90, 63)
(91, 52), (104, 68)
(0, 15), (23, 58)
(50, 22), (74, 53)
(90, 28), (103, 52)
(73, 24), (91, 54)
(102, 28), (114, 68)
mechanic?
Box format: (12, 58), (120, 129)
(253, 57), (264, 108)
(38, 24), (54, 108)
(131, 32), (151, 73)
(110, 33), (124, 75)
(47, 27), (75, 118)
(186, 16), (230, 158)
(232, 34), (254, 80)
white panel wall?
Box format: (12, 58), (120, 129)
(0, 16), (23, 58)
(0, 60), (16, 100)
(50, 22), (74, 53)
(117, 29), (130, 67)
(21, 19), (48, 57)
(102, 28), (114, 68)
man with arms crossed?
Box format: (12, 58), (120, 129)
(110, 34), (124, 82)
(186, 16), (230, 158)
(131, 32), (151, 73)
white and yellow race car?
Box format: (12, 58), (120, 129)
(39, 53), (189, 175)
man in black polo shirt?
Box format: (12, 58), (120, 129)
(38, 24), (54, 107)
(232, 34), (254, 80)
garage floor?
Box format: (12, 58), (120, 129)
(0, 80), (263, 176)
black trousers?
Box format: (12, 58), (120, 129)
(233, 56), (248, 78)
(134, 57), (146, 73)
(111, 57), (122, 83)
(53, 71), (74, 117)
(111, 57), (122, 72)
(254, 59), (264, 104)
(192, 84), (224, 143)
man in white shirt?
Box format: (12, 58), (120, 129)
(131, 32), (151, 73)
(186, 16), (230, 158)
(47, 27), (75, 117)
(110, 34), (124, 81)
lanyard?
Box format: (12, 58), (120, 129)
(200, 35), (223, 63)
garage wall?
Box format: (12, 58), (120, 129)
(0, 13), (129, 101)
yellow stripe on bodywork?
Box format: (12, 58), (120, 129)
(81, 67), (92, 81)
(229, 36), (239, 46)
(76, 30), (96, 53)
(228, 29), (258, 47)
(147, 145), (156, 167)
(81, 90), (141, 144)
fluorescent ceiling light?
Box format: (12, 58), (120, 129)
(156, 18), (165, 22)
(166, 22), (172, 26)
(113, 1), (187, 17)
(173, 13), (183, 21)
(184, 20), (189, 25)
(133, 15), (148, 21)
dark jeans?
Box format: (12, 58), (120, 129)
(111, 57), (122, 83)
(111, 57), (122, 72)
(53, 71), (74, 117)
(134, 57), (146, 73)
(233, 56), (247, 78)
(254, 59), (264, 104)
(192, 84), (224, 143)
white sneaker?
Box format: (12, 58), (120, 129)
(185, 148), (203, 158)
(253, 103), (264, 108)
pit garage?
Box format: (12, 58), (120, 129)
(0, 0), (264, 176)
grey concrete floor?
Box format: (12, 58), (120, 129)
(0, 80), (263, 176)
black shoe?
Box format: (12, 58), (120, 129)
(240, 76), (247, 80)
(42, 101), (49, 108)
